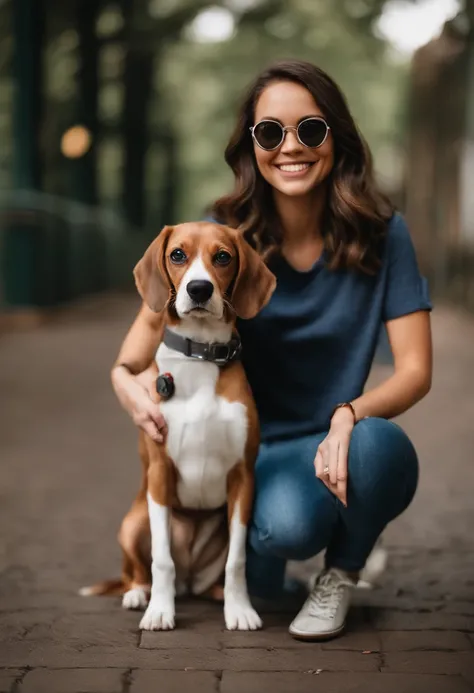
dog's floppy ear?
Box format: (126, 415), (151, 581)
(231, 231), (276, 319)
(133, 225), (174, 312)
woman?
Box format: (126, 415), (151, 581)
(112, 60), (432, 641)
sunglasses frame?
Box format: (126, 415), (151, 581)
(249, 116), (331, 151)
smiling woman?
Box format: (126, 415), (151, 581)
(207, 59), (432, 639)
(213, 62), (393, 274)
(251, 86), (333, 195)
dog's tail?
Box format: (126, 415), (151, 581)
(79, 578), (127, 597)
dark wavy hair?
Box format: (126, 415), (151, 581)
(211, 60), (394, 274)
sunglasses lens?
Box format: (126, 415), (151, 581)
(253, 121), (283, 150)
(298, 118), (328, 147)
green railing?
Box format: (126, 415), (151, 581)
(0, 190), (150, 311)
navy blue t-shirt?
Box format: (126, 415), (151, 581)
(235, 213), (432, 442)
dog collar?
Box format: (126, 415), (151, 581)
(163, 326), (242, 367)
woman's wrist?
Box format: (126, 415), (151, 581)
(330, 402), (357, 429)
(112, 364), (132, 394)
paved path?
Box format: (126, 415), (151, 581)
(1, 294), (474, 693)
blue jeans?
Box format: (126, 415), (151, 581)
(246, 417), (419, 598)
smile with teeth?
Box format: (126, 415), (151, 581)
(276, 163), (314, 172)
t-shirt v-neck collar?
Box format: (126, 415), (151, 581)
(275, 248), (327, 280)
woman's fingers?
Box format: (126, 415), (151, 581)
(148, 404), (168, 436)
(314, 446), (329, 482)
(328, 440), (339, 486)
(143, 420), (163, 443)
(337, 440), (349, 507)
(314, 447), (323, 476)
(315, 437), (349, 507)
(132, 400), (167, 444)
(315, 445), (334, 495)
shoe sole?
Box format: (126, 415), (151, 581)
(288, 620), (346, 642)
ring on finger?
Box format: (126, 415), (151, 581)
(323, 465), (330, 475)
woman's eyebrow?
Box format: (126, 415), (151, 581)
(256, 114), (323, 124)
(298, 113), (324, 122)
(256, 116), (283, 124)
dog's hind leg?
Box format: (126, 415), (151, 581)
(188, 512), (228, 600)
(121, 431), (153, 610)
(119, 501), (152, 610)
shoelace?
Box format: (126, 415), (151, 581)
(307, 570), (353, 619)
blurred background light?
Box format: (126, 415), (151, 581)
(60, 125), (92, 159)
(186, 6), (236, 43)
(376, 0), (462, 56)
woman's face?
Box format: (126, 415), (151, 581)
(252, 80), (334, 198)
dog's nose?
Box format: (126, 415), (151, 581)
(186, 279), (214, 303)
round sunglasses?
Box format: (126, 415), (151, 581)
(249, 117), (330, 151)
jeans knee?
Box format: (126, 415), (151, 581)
(349, 417), (419, 509)
(352, 417), (417, 466)
(250, 516), (317, 561)
(250, 488), (335, 561)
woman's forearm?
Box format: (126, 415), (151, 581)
(110, 303), (164, 411)
(113, 303), (164, 375)
(349, 367), (431, 423)
(332, 311), (433, 426)
(111, 365), (140, 415)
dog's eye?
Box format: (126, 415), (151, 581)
(214, 250), (232, 266)
(170, 248), (187, 264)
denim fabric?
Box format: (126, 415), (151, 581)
(246, 417), (419, 597)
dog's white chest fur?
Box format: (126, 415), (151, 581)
(156, 343), (247, 510)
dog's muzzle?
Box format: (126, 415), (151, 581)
(186, 280), (214, 305)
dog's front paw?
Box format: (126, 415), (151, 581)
(139, 601), (175, 631)
(224, 599), (262, 631)
(122, 586), (149, 611)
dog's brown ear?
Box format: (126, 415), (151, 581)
(231, 232), (276, 319)
(133, 225), (174, 312)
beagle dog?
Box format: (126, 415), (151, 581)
(81, 222), (276, 631)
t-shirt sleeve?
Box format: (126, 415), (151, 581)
(382, 213), (432, 322)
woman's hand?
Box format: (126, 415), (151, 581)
(112, 365), (168, 443)
(314, 407), (355, 507)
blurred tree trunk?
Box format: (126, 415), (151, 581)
(119, 0), (216, 229)
(67, 0), (105, 299)
(73, 0), (99, 205)
(160, 130), (178, 226)
(4, 0), (44, 308)
(120, 0), (153, 229)
(12, 0), (43, 189)
(121, 47), (154, 229)
(406, 18), (469, 303)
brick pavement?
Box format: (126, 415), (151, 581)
(1, 293), (474, 693)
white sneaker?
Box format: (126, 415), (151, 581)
(288, 568), (355, 641)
